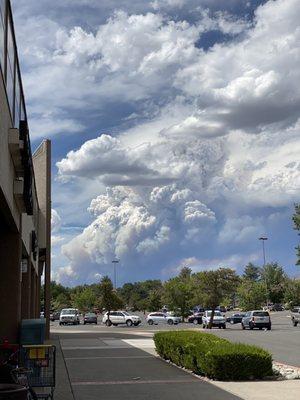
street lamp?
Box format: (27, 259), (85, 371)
(259, 236), (268, 267)
(259, 236), (268, 307)
(112, 259), (119, 290)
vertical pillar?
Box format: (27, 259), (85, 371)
(30, 265), (36, 318)
(36, 273), (41, 318)
(21, 257), (31, 319)
(0, 231), (22, 342)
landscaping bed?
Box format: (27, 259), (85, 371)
(154, 331), (273, 380)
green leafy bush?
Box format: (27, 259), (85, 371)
(154, 331), (273, 380)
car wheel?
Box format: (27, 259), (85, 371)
(83, 322), (86, 325)
(59, 322), (62, 326)
(193, 319), (198, 325)
(148, 319), (154, 325)
(241, 323), (245, 330)
(218, 325), (221, 329)
(105, 320), (112, 327)
(126, 320), (133, 327)
(167, 319), (174, 325)
(267, 324), (271, 330)
(293, 320), (298, 327)
(223, 324), (226, 329)
(259, 327), (262, 330)
(133, 322), (139, 326)
(202, 324), (206, 329)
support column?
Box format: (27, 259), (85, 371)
(30, 265), (36, 318)
(0, 231), (22, 342)
(35, 273), (40, 318)
(21, 257), (31, 319)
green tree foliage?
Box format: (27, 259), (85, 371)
(52, 293), (71, 310)
(237, 281), (267, 311)
(98, 276), (123, 318)
(148, 289), (163, 312)
(194, 268), (240, 328)
(118, 280), (162, 310)
(163, 267), (193, 320)
(243, 263), (261, 282)
(72, 287), (96, 312)
(284, 279), (300, 308)
(261, 262), (287, 304)
(293, 203), (300, 265)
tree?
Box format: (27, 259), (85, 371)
(243, 263), (261, 282)
(98, 276), (123, 321)
(284, 279), (300, 308)
(261, 262), (287, 304)
(194, 268), (240, 328)
(148, 289), (162, 312)
(293, 204), (300, 265)
(237, 281), (267, 311)
(72, 287), (96, 312)
(52, 293), (71, 310)
(163, 267), (193, 320)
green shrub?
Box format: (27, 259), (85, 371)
(153, 331), (273, 380)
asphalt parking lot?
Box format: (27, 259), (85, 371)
(51, 311), (300, 367)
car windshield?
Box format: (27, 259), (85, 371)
(207, 311), (222, 316)
(85, 313), (96, 317)
(61, 309), (76, 315)
(253, 311), (269, 316)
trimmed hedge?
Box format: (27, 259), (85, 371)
(154, 331), (273, 380)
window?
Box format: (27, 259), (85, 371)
(6, 14), (15, 121)
(0, 0), (5, 73)
(253, 311), (269, 317)
(14, 69), (21, 127)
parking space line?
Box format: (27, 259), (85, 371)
(65, 356), (154, 360)
(72, 378), (198, 386)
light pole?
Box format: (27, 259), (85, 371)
(259, 236), (268, 267)
(259, 236), (268, 306)
(112, 259), (119, 290)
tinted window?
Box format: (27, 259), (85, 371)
(0, 0), (5, 73)
(291, 308), (300, 313)
(117, 312), (124, 316)
(253, 311), (269, 316)
(109, 312), (117, 316)
(6, 15), (15, 120)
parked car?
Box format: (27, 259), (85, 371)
(241, 310), (271, 330)
(192, 306), (205, 313)
(83, 312), (98, 325)
(226, 313), (246, 324)
(216, 306), (227, 313)
(147, 312), (181, 325)
(50, 311), (60, 321)
(291, 306), (300, 327)
(202, 310), (226, 329)
(188, 312), (203, 325)
(102, 311), (141, 327)
(59, 308), (80, 325)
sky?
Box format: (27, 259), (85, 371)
(11, 0), (300, 286)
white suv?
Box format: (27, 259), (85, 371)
(202, 310), (226, 329)
(102, 311), (141, 327)
(147, 312), (181, 325)
(59, 308), (80, 325)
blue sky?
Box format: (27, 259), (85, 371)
(12, 0), (300, 286)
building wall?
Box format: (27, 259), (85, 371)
(0, 0), (51, 343)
